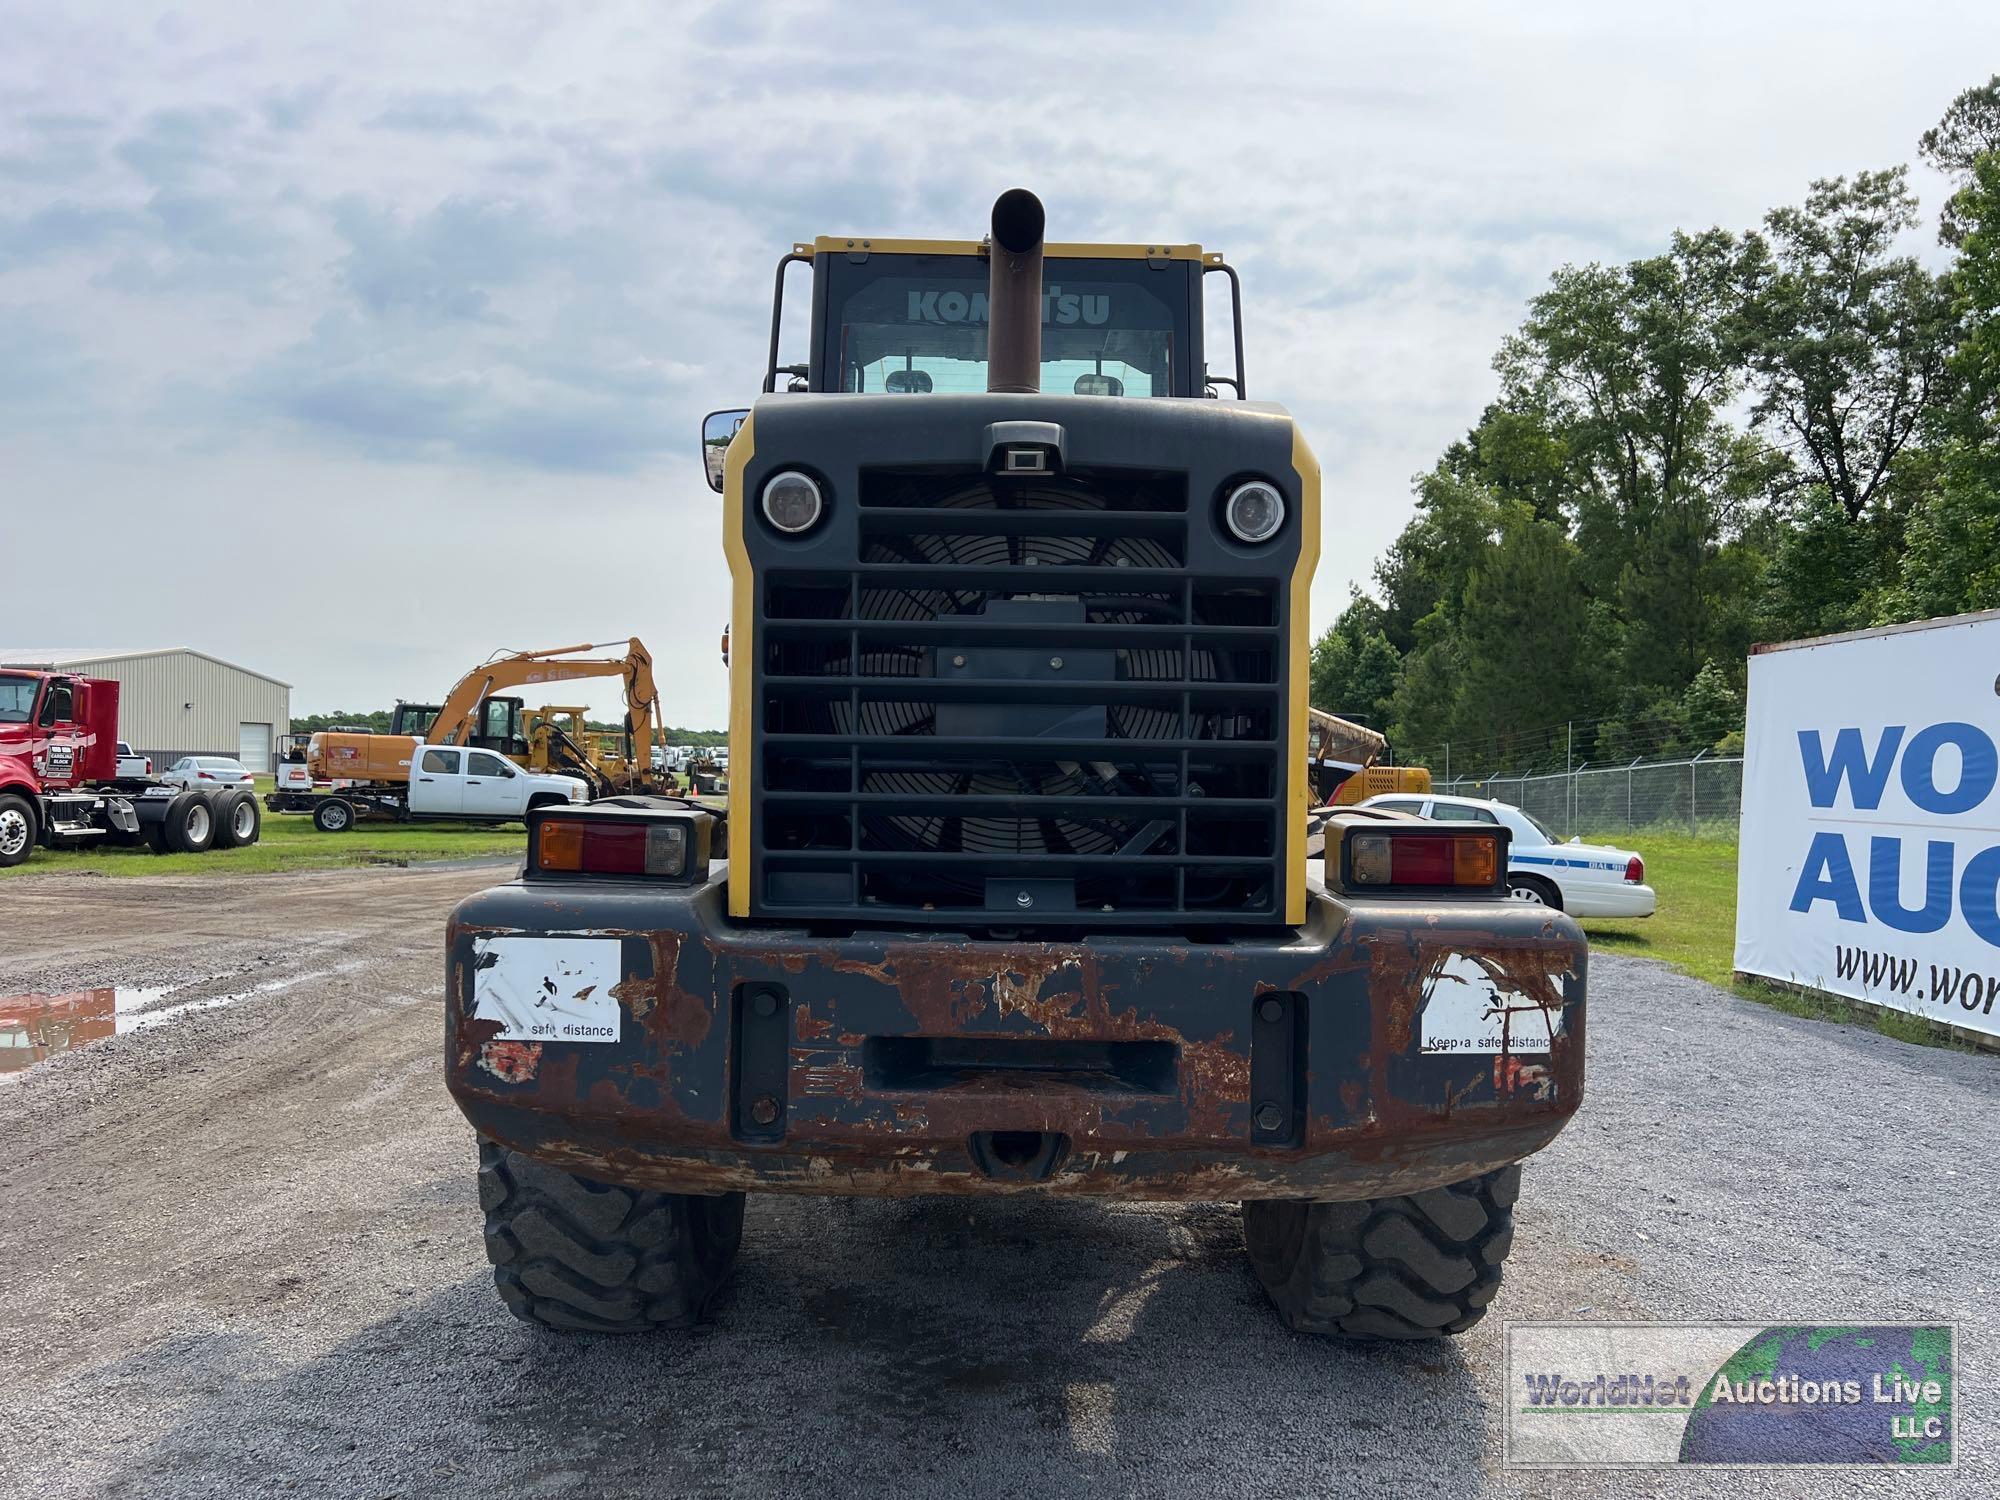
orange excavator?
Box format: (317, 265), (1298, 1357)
(303, 639), (670, 797)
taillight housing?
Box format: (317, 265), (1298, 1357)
(1326, 815), (1509, 897)
(528, 799), (716, 883)
(1625, 855), (1644, 884)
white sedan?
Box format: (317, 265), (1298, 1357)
(161, 755), (257, 790)
(1356, 792), (1656, 917)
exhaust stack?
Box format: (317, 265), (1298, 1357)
(986, 188), (1045, 394)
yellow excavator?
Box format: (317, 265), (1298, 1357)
(1307, 707), (1432, 806)
(523, 706), (660, 795)
(304, 639), (672, 796)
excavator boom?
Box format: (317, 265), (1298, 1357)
(308, 638), (671, 792)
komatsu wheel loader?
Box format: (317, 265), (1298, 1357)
(443, 191), (1586, 1339)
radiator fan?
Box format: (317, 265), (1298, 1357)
(824, 480), (1232, 859)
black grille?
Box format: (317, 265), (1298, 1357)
(753, 466), (1287, 926)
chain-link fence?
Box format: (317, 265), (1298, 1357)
(1430, 753), (1743, 840)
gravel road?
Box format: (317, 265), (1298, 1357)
(2, 865), (1992, 1499)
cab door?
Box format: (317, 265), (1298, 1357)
(463, 751), (526, 818)
(411, 748), (465, 815)
(35, 676), (82, 787)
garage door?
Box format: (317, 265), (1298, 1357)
(238, 722), (272, 773)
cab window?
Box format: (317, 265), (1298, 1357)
(0, 675), (37, 724)
(823, 253), (1196, 398)
(481, 700), (514, 741)
(38, 680), (72, 726)
(1371, 798), (1426, 816)
(420, 749), (459, 775)
(1441, 805), (1499, 825)
(468, 752), (512, 778)
(393, 704), (439, 738)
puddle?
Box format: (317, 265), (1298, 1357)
(0, 971), (333, 1077)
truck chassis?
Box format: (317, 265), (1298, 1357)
(7, 780), (260, 862)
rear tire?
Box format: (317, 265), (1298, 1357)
(161, 791), (217, 853)
(312, 798), (354, 833)
(1244, 1165), (1521, 1339)
(0, 793), (37, 867)
(212, 789), (262, 848)
(1507, 874), (1562, 910)
(478, 1139), (745, 1332)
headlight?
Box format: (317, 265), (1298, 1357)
(761, 470), (824, 534)
(1223, 480), (1285, 544)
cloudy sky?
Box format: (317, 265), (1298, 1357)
(3, 2), (1990, 726)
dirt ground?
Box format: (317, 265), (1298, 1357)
(1, 864), (1992, 1499)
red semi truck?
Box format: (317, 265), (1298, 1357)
(0, 669), (262, 867)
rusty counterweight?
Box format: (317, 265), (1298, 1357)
(446, 876), (1585, 1203)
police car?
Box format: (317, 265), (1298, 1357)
(1356, 792), (1656, 917)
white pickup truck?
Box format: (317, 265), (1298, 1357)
(410, 746), (586, 819)
(303, 745), (587, 833)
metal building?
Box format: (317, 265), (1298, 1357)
(0, 647), (292, 772)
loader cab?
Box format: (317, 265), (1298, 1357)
(785, 237), (1242, 400)
(702, 237), (1248, 489)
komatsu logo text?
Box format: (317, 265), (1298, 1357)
(906, 286), (1112, 326)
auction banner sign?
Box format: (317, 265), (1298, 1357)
(1734, 609), (2000, 1040)
(1506, 1322), (1953, 1468)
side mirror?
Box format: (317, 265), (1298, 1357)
(702, 408), (750, 494)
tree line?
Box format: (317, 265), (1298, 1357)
(1311, 77), (2000, 776)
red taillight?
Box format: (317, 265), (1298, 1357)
(1348, 831), (1500, 888)
(537, 818), (688, 878)
(198, 771), (214, 779)
(1625, 855), (1644, 884)
(145, 759), (152, 775)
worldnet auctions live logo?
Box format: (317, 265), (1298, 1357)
(1505, 1323), (1953, 1468)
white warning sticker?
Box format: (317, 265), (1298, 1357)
(471, 936), (622, 1043)
(1419, 953), (1561, 1054)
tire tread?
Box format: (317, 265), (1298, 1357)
(1244, 1165), (1521, 1340)
(477, 1140), (742, 1333)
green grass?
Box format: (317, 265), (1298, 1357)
(1579, 831), (1978, 1050)
(1577, 832), (1740, 986)
(5, 810), (527, 879)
